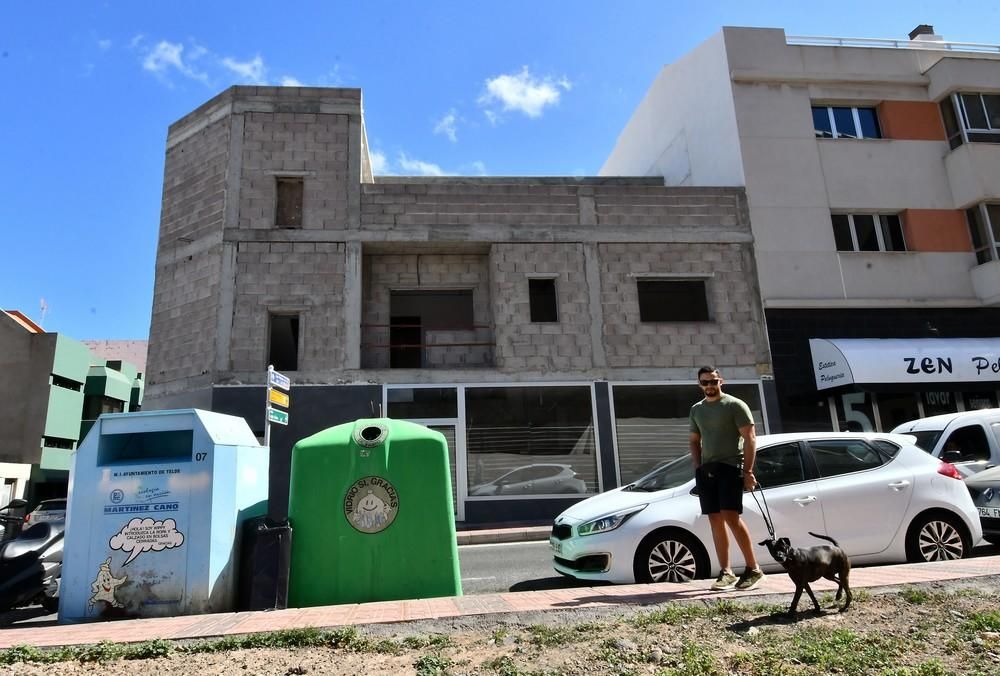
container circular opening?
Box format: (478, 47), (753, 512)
(353, 422), (388, 448)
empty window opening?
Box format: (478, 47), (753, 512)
(51, 374), (82, 391)
(83, 395), (125, 421)
(269, 314), (300, 371)
(529, 278), (558, 323)
(275, 177), (304, 228)
(637, 280), (710, 322)
(389, 290), (474, 368)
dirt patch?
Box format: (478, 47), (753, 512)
(3, 578), (1000, 675)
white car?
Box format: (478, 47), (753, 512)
(24, 499), (67, 525)
(470, 464), (587, 496)
(551, 432), (982, 584)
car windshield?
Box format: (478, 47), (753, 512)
(909, 431), (942, 454)
(627, 456), (694, 492)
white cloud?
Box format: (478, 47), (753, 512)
(280, 76), (305, 87)
(478, 67), (570, 118)
(129, 34), (145, 49)
(142, 41), (209, 84)
(433, 109), (458, 143)
(97, 39), (112, 51)
(369, 150), (388, 174)
(222, 54), (266, 83)
(398, 153), (446, 176)
(467, 161), (487, 176)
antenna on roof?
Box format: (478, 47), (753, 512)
(39, 297), (48, 329)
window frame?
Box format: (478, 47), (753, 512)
(966, 203), (1000, 265)
(942, 92), (1000, 147)
(812, 105), (883, 140)
(831, 213), (906, 252)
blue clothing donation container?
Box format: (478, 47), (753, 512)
(60, 409), (268, 622)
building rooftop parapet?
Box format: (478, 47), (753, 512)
(786, 34), (1000, 54)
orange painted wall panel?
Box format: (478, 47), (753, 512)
(901, 209), (972, 251)
(878, 101), (946, 141)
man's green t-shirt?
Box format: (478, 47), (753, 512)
(689, 393), (754, 468)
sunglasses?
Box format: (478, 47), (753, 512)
(698, 378), (721, 386)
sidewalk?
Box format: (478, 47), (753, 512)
(455, 524), (550, 545)
(2, 554), (998, 650)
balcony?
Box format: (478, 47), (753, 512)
(945, 143), (1000, 207)
(360, 321), (495, 369)
(972, 260), (1000, 305)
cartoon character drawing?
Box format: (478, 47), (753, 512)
(352, 490), (390, 531)
(89, 557), (127, 610)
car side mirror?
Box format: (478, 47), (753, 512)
(942, 450), (963, 463)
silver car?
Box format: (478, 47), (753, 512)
(964, 465), (1000, 546)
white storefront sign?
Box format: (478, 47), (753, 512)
(810, 338), (1000, 391)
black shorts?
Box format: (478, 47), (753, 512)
(695, 462), (744, 515)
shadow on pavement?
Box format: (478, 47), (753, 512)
(509, 576), (611, 593)
(0, 606), (58, 628)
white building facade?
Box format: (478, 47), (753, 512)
(604, 25), (1000, 433)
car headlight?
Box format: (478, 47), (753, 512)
(577, 505), (647, 536)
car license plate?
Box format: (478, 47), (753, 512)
(549, 536), (562, 554)
(978, 506), (1000, 519)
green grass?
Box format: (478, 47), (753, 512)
(414, 652), (453, 675)
(899, 587), (933, 604)
(786, 627), (905, 675)
(657, 641), (719, 675)
(962, 610), (1000, 633)
(631, 604), (704, 627)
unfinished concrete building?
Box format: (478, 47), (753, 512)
(145, 86), (774, 523)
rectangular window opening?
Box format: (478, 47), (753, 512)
(830, 213), (905, 253)
(268, 313), (300, 371)
(275, 177), (304, 228)
(637, 280), (710, 323)
(389, 290), (475, 368)
(811, 105), (881, 139)
(528, 278), (558, 323)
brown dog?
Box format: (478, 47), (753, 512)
(759, 531), (852, 617)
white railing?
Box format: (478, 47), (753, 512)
(787, 35), (1000, 54)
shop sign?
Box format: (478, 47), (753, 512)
(810, 338), (1000, 391)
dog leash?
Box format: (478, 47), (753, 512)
(750, 480), (776, 541)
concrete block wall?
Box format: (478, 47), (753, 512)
(147, 116), (230, 390)
(361, 253), (493, 369)
(231, 241), (346, 372)
(239, 111), (352, 230)
(490, 243), (594, 372)
(599, 242), (760, 369)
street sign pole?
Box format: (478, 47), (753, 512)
(264, 364), (290, 448)
(265, 365), (274, 448)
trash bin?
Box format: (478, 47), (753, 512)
(59, 409), (269, 622)
(237, 515), (292, 611)
(287, 418), (461, 607)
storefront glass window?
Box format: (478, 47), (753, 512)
(612, 383), (763, 485)
(834, 392), (876, 432)
(386, 387), (458, 419)
(875, 393), (921, 431)
(465, 386), (597, 497)
(963, 391), (998, 411)
(922, 391), (958, 417)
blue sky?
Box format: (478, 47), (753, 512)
(2, 1), (998, 340)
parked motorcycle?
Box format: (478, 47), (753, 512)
(0, 519), (63, 613)
(0, 499), (28, 543)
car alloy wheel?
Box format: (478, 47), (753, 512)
(906, 512), (970, 563)
(633, 529), (708, 583)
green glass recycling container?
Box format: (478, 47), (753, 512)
(287, 418), (461, 606)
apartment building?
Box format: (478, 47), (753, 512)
(0, 311), (144, 505)
(603, 25), (1000, 434)
(144, 86), (773, 523)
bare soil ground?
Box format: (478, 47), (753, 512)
(3, 578), (1000, 675)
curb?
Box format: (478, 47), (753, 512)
(456, 526), (550, 545)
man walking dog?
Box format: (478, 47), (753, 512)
(689, 366), (765, 591)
